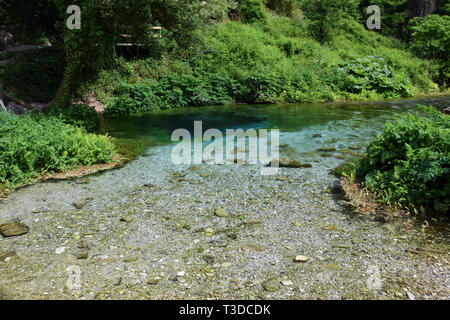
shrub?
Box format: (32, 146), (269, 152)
(410, 14), (450, 86)
(47, 104), (100, 131)
(240, 0), (268, 24)
(355, 106), (449, 214)
(325, 56), (414, 98)
(0, 112), (115, 188)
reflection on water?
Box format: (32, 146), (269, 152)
(99, 96), (450, 166)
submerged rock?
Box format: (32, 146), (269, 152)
(293, 255), (310, 263)
(268, 158), (313, 169)
(214, 208), (228, 218)
(0, 221), (29, 237)
(73, 198), (93, 210)
(262, 279), (280, 292)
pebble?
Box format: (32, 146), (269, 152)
(120, 215), (134, 223)
(281, 280), (293, 286)
(262, 280), (280, 293)
(55, 247), (66, 255)
(0, 221), (29, 237)
(294, 255), (310, 263)
(214, 208), (228, 218)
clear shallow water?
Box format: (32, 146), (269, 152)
(99, 96), (450, 168)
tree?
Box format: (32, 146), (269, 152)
(50, 0), (236, 108)
(410, 14), (450, 85)
(240, 0), (268, 23)
(300, 0), (361, 43)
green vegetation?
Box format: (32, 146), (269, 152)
(0, 112), (115, 188)
(410, 14), (450, 86)
(0, 46), (65, 102)
(94, 14), (437, 117)
(340, 106), (449, 214)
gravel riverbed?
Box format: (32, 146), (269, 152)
(0, 144), (449, 300)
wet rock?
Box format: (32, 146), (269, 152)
(147, 277), (160, 285)
(262, 279), (280, 292)
(214, 208), (228, 218)
(120, 215), (134, 223)
(312, 134), (322, 138)
(73, 198), (93, 210)
(75, 177), (90, 184)
(227, 233), (238, 240)
(0, 221), (29, 237)
(78, 240), (91, 250)
(0, 250), (16, 261)
(203, 255), (215, 264)
(294, 255), (310, 263)
(55, 247), (66, 255)
(240, 242), (264, 252)
(281, 280), (293, 286)
(76, 250), (89, 259)
(114, 277), (123, 286)
(271, 157), (302, 168)
(243, 219), (262, 226)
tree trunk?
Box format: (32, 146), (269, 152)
(411, 0), (437, 18)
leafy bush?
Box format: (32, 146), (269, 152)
(0, 112), (115, 188)
(47, 104), (101, 131)
(325, 56), (414, 98)
(355, 106), (449, 214)
(104, 74), (233, 117)
(240, 0), (268, 24)
(410, 14), (450, 86)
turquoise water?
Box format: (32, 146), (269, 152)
(99, 96), (450, 167)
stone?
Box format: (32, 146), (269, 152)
(75, 177), (91, 184)
(294, 255), (309, 263)
(214, 208), (228, 218)
(281, 280), (293, 286)
(55, 247), (66, 255)
(76, 251), (89, 259)
(317, 147), (337, 152)
(147, 277), (160, 285)
(262, 280), (280, 293)
(73, 198), (93, 210)
(120, 215), (134, 223)
(240, 242), (264, 252)
(177, 271), (186, 277)
(203, 255), (215, 264)
(78, 240), (90, 250)
(0, 251), (16, 261)
(277, 176), (290, 181)
(0, 221), (29, 237)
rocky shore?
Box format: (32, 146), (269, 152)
(0, 144), (448, 300)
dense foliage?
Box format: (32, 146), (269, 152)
(0, 46), (65, 102)
(95, 16), (436, 116)
(0, 112), (115, 188)
(326, 56), (413, 98)
(354, 107), (449, 214)
(410, 14), (450, 86)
